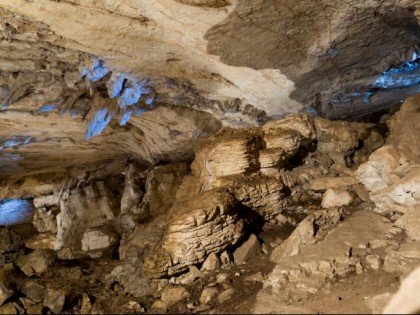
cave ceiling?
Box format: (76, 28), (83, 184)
(0, 0), (419, 178)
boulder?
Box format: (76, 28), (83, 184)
(370, 167), (420, 214)
(139, 162), (189, 220)
(199, 287), (219, 304)
(355, 145), (403, 193)
(220, 251), (233, 267)
(43, 287), (67, 314)
(321, 188), (354, 208)
(54, 181), (119, 251)
(16, 249), (56, 276)
(144, 189), (244, 278)
(233, 234), (261, 264)
(314, 117), (359, 164)
(201, 253), (221, 272)
(383, 241), (420, 274)
(179, 266), (204, 285)
(191, 129), (263, 190)
(0, 303), (17, 315)
(386, 95), (420, 164)
(24, 233), (55, 250)
(32, 206), (58, 233)
(394, 205), (420, 240)
(81, 225), (119, 257)
(21, 280), (45, 303)
(217, 288), (235, 304)
(271, 209), (343, 262)
(227, 174), (288, 220)
(160, 286), (191, 307)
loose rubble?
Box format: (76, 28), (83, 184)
(0, 98), (419, 314)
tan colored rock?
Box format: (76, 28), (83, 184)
(262, 113), (316, 142)
(271, 209), (343, 262)
(0, 303), (17, 315)
(355, 145), (403, 193)
(219, 251), (233, 267)
(160, 286), (191, 307)
(26, 304), (43, 315)
(384, 266), (420, 314)
(191, 129), (263, 189)
(199, 287), (219, 304)
(395, 205), (420, 240)
(383, 241), (420, 274)
(309, 176), (358, 191)
(21, 280), (45, 303)
(370, 167), (420, 214)
(387, 95), (420, 164)
(233, 234), (261, 264)
(321, 188), (354, 209)
(24, 233), (55, 250)
(81, 225), (119, 255)
(43, 287), (67, 314)
(32, 207), (58, 234)
(227, 174), (288, 220)
(217, 288), (235, 304)
(55, 181), (119, 251)
(201, 253), (221, 272)
(144, 189), (244, 278)
(244, 272), (264, 282)
(140, 162), (189, 220)
(16, 249), (56, 276)
(179, 266), (204, 285)
(314, 117), (359, 163)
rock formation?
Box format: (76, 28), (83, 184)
(0, 1), (420, 314)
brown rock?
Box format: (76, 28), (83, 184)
(21, 281), (45, 303)
(309, 176), (358, 191)
(0, 303), (17, 315)
(24, 233), (55, 250)
(217, 288), (235, 304)
(43, 287), (67, 314)
(199, 287), (219, 304)
(233, 234), (261, 264)
(321, 188), (355, 208)
(16, 249), (56, 276)
(160, 286), (191, 307)
(201, 253), (221, 272)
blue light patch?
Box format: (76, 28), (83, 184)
(118, 81), (145, 108)
(83, 59), (110, 82)
(0, 136), (31, 150)
(0, 199), (33, 226)
(373, 61), (420, 89)
(119, 109), (133, 126)
(85, 108), (114, 140)
(107, 73), (126, 98)
(146, 94), (155, 105)
(38, 104), (56, 113)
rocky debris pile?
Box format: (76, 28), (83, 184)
(1, 96), (420, 313)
